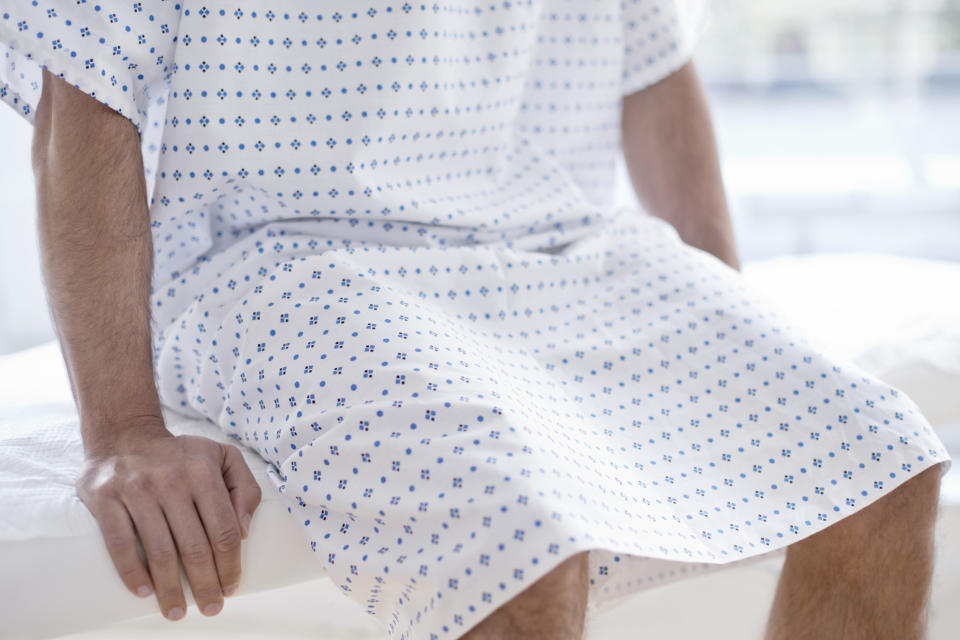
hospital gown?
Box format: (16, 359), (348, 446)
(1, 1), (951, 638)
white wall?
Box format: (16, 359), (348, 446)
(0, 107), (53, 354)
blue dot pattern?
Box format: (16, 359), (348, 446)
(0, 2), (952, 639)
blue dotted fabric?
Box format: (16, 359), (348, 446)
(1, 2), (952, 639)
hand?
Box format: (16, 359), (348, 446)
(76, 422), (262, 620)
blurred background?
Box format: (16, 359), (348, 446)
(1, 0), (959, 355)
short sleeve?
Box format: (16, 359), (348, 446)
(0, 1), (182, 133)
(620, 0), (708, 97)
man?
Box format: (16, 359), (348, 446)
(5, 1), (948, 638)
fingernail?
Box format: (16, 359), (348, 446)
(202, 602), (223, 616)
(136, 585), (152, 598)
(223, 584), (238, 597)
(240, 513), (251, 537)
(165, 607), (185, 621)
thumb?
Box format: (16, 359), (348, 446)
(221, 443), (262, 539)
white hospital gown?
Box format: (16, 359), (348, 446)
(1, 1), (952, 638)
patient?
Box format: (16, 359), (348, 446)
(6, 1), (948, 638)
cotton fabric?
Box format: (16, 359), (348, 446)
(1, 2), (951, 639)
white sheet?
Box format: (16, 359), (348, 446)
(1, 252), (959, 639)
(741, 253), (960, 426)
(0, 343), (326, 638)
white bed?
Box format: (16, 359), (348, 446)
(2, 253), (959, 640)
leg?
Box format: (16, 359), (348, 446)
(764, 462), (945, 640)
(463, 551), (590, 640)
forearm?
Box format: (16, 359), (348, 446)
(621, 62), (740, 271)
(32, 71), (165, 455)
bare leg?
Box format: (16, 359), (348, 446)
(463, 551), (590, 640)
(764, 462), (945, 640)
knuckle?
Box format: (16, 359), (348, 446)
(121, 472), (152, 497)
(145, 544), (178, 566)
(116, 561), (145, 583)
(93, 479), (123, 502)
(179, 542), (212, 565)
(210, 527), (241, 554)
(150, 467), (181, 488)
(226, 444), (245, 464)
(102, 532), (135, 554)
(185, 458), (218, 480)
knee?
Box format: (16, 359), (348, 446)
(882, 462), (943, 514)
(523, 551), (590, 601)
(790, 463), (945, 559)
(845, 462), (944, 536)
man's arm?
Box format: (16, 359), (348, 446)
(32, 70), (261, 620)
(621, 61), (741, 271)
(33, 75), (163, 452)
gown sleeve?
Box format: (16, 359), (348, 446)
(620, 0), (708, 97)
(0, 0), (182, 133)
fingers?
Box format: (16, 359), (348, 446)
(79, 436), (257, 621)
(221, 444), (262, 539)
(95, 500), (155, 600)
(193, 474), (243, 597)
(159, 492), (225, 617)
(125, 497), (187, 621)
